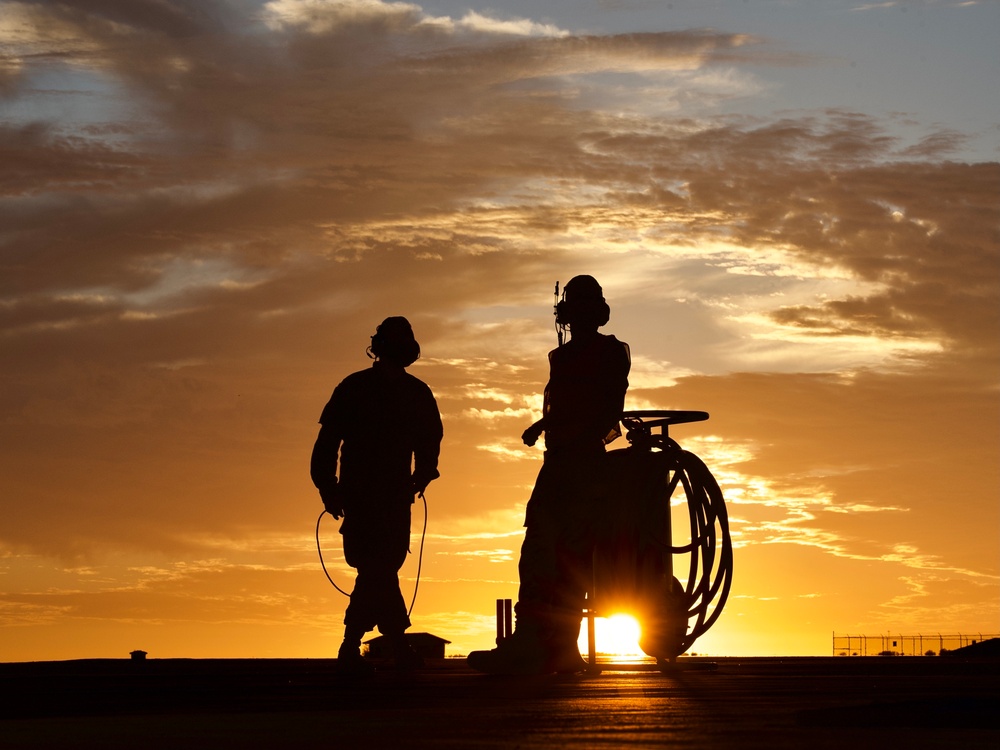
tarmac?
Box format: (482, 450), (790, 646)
(1, 655), (997, 749)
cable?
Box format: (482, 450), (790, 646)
(408, 492), (428, 617)
(315, 491), (430, 617)
(315, 510), (352, 597)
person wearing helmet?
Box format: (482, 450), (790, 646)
(468, 276), (631, 674)
(311, 317), (443, 674)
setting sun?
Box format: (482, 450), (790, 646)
(578, 615), (647, 659)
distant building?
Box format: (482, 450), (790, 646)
(130, 650), (147, 660)
(363, 632), (450, 659)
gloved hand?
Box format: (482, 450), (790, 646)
(411, 469), (438, 497)
(319, 484), (343, 519)
(521, 421), (543, 447)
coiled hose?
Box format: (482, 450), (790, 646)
(668, 449), (733, 653)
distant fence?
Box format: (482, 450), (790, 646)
(832, 632), (999, 656)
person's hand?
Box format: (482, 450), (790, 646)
(522, 421), (543, 447)
(319, 484), (343, 519)
(411, 471), (436, 497)
(411, 479), (427, 497)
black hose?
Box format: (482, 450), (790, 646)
(673, 450), (733, 652)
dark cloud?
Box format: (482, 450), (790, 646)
(19, 0), (238, 38)
(0, 121), (143, 195)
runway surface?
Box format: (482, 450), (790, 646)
(1, 656), (997, 748)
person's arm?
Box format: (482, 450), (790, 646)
(594, 339), (631, 441)
(524, 358), (553, 446)
(311, 424), (345, 518)
(313, 381), (351, 518)
(411, 389), (444, 495)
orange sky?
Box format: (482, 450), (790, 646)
(1, 0), (998, 661)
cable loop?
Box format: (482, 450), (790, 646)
(315, 492), (429, 617)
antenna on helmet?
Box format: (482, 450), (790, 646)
(553, 281), (566, 346)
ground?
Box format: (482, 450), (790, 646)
(1, 656), (997, 748)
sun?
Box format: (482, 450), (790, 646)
(577, 614), (646, 657)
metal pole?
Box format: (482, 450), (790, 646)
(496, 599), (504, 644)
(587, 549), (598, 670)
(587, 596), (597, 668)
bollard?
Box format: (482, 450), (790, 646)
(496, 598), (513, 643)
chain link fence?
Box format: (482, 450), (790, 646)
(832, 632), (999, 656)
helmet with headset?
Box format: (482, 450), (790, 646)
(555, 275), (611, 329)
(368, 316), (421, 367)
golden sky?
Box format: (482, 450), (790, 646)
(1, 0), (998, 660)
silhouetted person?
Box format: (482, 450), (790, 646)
(311, 317), (443, 674)
(468, 276), (630, 674)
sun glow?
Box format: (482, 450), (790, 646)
(577, 614), (647, 658)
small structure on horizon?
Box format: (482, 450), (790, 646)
(130, 650), (147, 661)
(363, 633), (450, 659)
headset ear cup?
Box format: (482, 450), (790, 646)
(597, 301), (610, 327)
(555, 300), (569, 326)
(403, 340), (420, 366)
(556, 298), (609, 327)
(369, 329), (419, 366)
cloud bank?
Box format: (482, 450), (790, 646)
(1, 0), (996, 658)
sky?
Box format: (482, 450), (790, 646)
(1, 0), (998, 661)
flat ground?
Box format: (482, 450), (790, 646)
(1, 656), (997, 749)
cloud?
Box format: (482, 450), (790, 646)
(0, 0), (996, 657)
(265, 0), (571, 38)
(849, 1), (985, 11)
(262, 0), (426, 34)
(454, 10), (569, 38)
(441, 548), (514, 563)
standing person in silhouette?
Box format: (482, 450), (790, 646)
(311, 317), (443, 674)
(468, 276), (630, 674)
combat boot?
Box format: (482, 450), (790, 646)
(547, 642), (588, 674)
(467, 627), (549, 675)
(337, 641), (375, 677)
